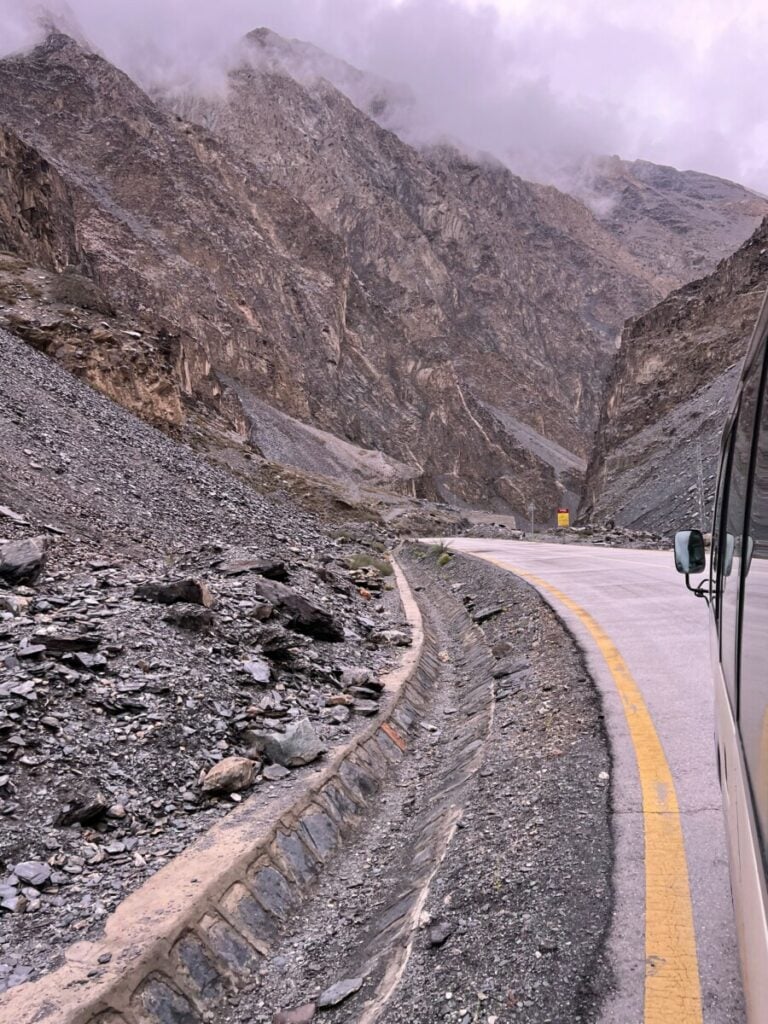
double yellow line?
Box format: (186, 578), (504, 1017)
(484, 558), (703, 1024)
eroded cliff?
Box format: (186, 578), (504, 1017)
(581, 217), (768, 530)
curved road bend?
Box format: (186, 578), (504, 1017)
(432, 539), (745, 1024)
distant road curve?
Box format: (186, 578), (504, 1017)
(431, 539), (745, 1024)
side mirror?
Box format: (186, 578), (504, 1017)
(674, 530), (706, 574)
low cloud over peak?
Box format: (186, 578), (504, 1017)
(2, 0), (766, 192)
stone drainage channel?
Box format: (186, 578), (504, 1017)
(1, 547), (612, 1024)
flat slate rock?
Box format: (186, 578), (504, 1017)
(249, 719), (327, 768)
(472, 605), (505, 623)
(220, 558), (288, 581)
(316, 977), (363, 1008)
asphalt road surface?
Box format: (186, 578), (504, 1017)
(438, 539), (745, 1024)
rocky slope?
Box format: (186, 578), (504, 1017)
(581, 217), (768, 531)
(0, 326), (414, 985)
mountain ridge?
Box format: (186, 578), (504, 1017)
(1, 28), (766, 524)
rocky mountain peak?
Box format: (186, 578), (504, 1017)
(566, 153), (768, 292)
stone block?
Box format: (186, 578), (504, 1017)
(131, 974), (201, 1024)
(338, 760), (376, 803)
(298, 809), (340, 860)
(221, 883), (277, 949)
(320, 779), (363, 823)
(247, 865), (296, 921)
(170, 931), (225, 1004)
(274, 830), (318, 886)
(199, 913), (262, 975)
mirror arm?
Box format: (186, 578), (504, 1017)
(685, 573), (711, 605)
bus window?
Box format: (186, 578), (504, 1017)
(719, 364), (763, 710)
(712, 428), (735, 622)
(739, 367), (768, 864)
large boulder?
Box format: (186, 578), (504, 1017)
(163, 604), (215, 632)
(0, 535), (48, 585)
(201, 756), (258, 794)
(134, 578), (213, 607)
(247, 718), (326, 767)
(251, 580), (344, 642)
(283, 592), (344, 642)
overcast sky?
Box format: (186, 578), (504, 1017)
(2, 0), (767, 190)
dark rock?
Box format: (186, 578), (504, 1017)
(283, 593), (344, 642)
(317, 567), (353, 595)
(16, 644), (47, 659)
(134, 578), (213, 607)
(263, 763), (290, 781)
(250, 579), (344, 641)
(163, 604), (215, 633)
(72, 651), (108, 671)
(0, 535), (48, 585)
(352, 699), (379, 716)
(260, 627), (296, 661)
(57, 791), (109, 827)
(428, 920), (455, 947)
(31, 632), (101, 652)
(220, 558), (288, 581)
(250, 578), (294, 605)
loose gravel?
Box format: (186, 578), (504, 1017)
(215, 544), (613, 1024)
(0, 329), (409, 990)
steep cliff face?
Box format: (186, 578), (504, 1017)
(0, 32), (618, 517)
(581, 217), (768, 531)
(0, 125), (188, 428)
(195, 33), (665, 457)
(0, 125), (82, 270)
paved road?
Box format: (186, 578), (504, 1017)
(437, 539), (745, 1024)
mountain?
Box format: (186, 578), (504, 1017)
(1, 29), (766, 524)
(567, 155), (768, 294)
(581, 217), (768, 532)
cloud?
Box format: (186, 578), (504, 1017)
(1, 0), (767, 190)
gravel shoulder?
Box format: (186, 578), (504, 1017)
(215, 544), (614, 1024)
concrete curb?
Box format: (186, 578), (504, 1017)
(0, 557), (433, 1024)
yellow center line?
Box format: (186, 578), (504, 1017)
(481, 555), (703, 1024)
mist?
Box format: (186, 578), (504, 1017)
(1, 0), (767, 191)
